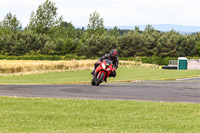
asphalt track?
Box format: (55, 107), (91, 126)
(0, 78), (200, 103)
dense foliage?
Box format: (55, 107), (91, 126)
(1, 0), (200, 61)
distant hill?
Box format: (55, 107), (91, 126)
(116, 24), (200, 34)
(76, 24), (200, 34)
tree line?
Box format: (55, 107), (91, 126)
(0, 0), (200, 58)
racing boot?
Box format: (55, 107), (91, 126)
(91, 68), (95, 75)
(104, 77), (107, 82)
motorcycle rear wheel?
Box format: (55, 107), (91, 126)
(91, 78), (95, 86)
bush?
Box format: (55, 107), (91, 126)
(135, 56), (179, 65)
(119, 56), (178, 65)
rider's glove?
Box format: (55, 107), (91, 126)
(112, 68), (116, 71)
(97, 60), (101, 64)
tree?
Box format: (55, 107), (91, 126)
(48, 22), (78, 54)
(186, 35), (198, 56)
(108, 26), (119, 38)
(62, 22), (77, 39)
(141, 27), (159, 56)
(144, 24), (154, 34)
(157, 30), (180, 57)
(0, 32), (16, 55)
(98, 33), (118, 56)
(0, 12), (22, 32)
(27, 0), (62, 34)
(118, 30), (142, 57)
(61, 38), (76, 54)
(87, 11), (105, 35)
(77, 11), (106, 57)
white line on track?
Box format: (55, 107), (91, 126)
(176, 77), (200, 81)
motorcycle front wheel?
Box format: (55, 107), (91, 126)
(95, 72), (105, 86)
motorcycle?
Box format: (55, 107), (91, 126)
(91, 59), (113, 86)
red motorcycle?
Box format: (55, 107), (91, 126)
(91, 59), (113, 86)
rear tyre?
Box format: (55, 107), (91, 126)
(91, 78), (95, 86)
(95, 72), (105, 86)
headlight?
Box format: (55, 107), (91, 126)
(106, 68), (110, 71)
(102, 63), (106, 70)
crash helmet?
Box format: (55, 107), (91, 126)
(110, 49), (117, 58)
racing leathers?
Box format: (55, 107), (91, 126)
(92, 53), (119, 77)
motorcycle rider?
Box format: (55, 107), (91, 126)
(91, 49), (119, 79)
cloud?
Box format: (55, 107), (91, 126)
(0, 0), (42, 27)
(1, 0), (200, 27)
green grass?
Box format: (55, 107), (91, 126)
(1, 67), (200, 84)
(0, 97), (200, 132)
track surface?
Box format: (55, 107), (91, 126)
(0, 78), (200, 103)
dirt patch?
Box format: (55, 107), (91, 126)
(188, 59), (200, 70)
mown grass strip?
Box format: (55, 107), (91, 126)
(1, 67), (200, 84)
(0, 97), (200, 132)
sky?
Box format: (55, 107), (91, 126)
(0, 0), (200, 27)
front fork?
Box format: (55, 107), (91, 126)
(94, 71), (107, 82)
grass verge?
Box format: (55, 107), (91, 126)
(0, 97), (200, 132)
(1, 67), (200, 84)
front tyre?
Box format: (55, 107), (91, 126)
(95, 72), (105, 86)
